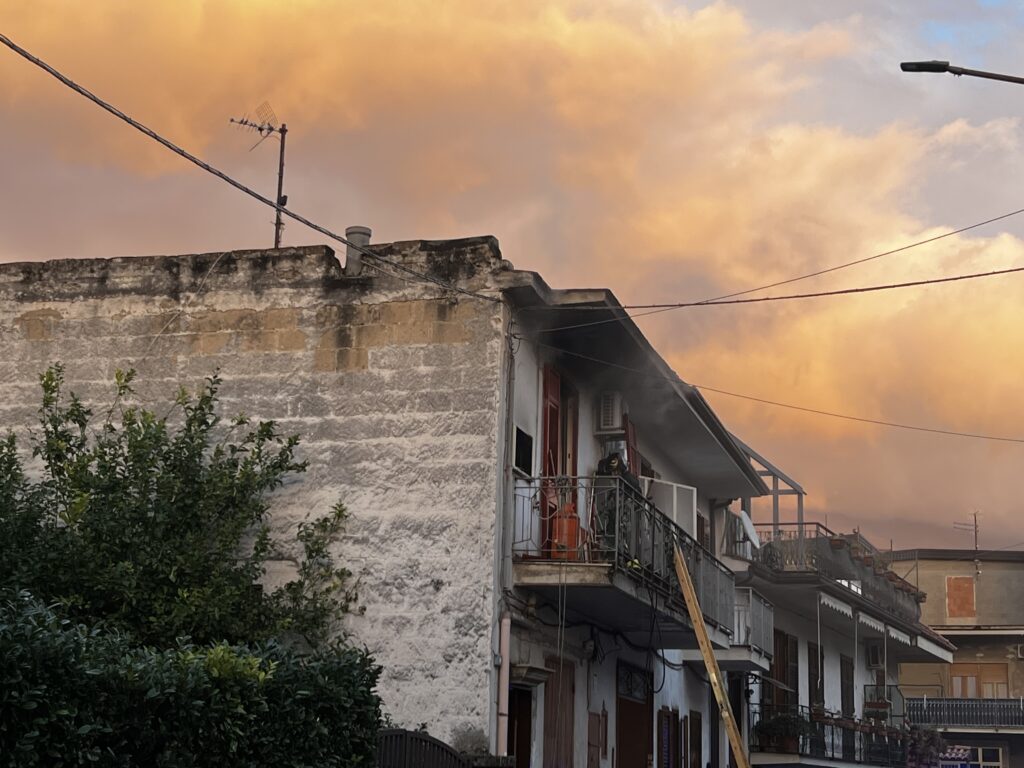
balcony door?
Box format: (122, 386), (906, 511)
(840, 655), (855, 761)
(540, 366), (578, 556)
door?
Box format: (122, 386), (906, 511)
(617, 663), (653, 768)
(544, 658), (575, 768)
(840, 655), (855, 761)
(689, 710), (702, 768)
(509, 687), (532, 768)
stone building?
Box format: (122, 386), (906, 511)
(0, 232), (949, 768)
(897, 550), (1024, 768)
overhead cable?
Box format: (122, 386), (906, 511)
(527, 340), (1024, 445)
(0, 32), (500, 305)
(530, 263), (1024, 334)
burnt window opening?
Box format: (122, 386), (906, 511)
(514, 428), (533, 476)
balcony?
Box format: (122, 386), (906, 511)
(906, 698), (1024, 730)
(724, 520), (923, 626)
(685, 586), (773, 671)
(751, 704), (909, 768)
(511, 475), (735, 649)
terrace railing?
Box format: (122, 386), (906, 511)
(906, 698), (1024, 728)
(750, 703), (908, 767)
(512, 475), (735, 632)
(733, 587), (773, 657)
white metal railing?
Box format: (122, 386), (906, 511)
(733, 587), (774, 656)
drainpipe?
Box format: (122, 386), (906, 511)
(497, 612), (512, 755)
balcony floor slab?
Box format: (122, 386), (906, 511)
(513, 561), (731, 650)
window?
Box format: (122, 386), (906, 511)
(658, 707), (681, 768)
(951, 664), (1008, 699)
(769, 629), (799, 708)
(946, 575), (976, 619)
(941, 746), (1003, 768)
(514, 428), (533, 476)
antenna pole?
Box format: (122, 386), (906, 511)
(274, 123), (287, 248)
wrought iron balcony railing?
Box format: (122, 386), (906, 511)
(512, 475), (735, 632)
(733, 587), (773, 657)
(723, 519), (922, 625)
(751, 704), (908, 767)
(906, 698), (1024, 728)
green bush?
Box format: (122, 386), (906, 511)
(0, 366), (352, 647)
(0, 591), (381, 767)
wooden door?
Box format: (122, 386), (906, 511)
(544, 658), (575, 768)
(541, 367), (562, 552)
(617, 664), (653, 768)
(688, 710), (702, 768)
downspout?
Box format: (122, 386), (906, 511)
(495, 310), (517, 755)
(497, 612), (512, 755)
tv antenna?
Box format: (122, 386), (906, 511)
(230, 101), (288, 248)
(954, 511), (981, 576)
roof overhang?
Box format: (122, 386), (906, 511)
(497, 271), (769, 498)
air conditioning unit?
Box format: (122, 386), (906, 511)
(1015, 644), (1024, 660)
(595, 391), (625, 434)
(866, 643), (883, 669)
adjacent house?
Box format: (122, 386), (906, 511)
(0, 231), (951, 768)
(896, 549), (1024, 768)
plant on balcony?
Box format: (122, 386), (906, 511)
(754, 713), (813, 754)
(908, 725), (945, 766)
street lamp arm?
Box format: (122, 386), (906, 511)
(901, 60), (1024, 86)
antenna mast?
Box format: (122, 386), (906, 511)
(230, 102), (288, 248)
(954, 511), (981, 576)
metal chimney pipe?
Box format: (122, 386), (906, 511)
(344, 225), (371, 276)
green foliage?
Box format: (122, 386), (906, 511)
(754, 711), (814, 741)
(0, 591), (381, 768)
(0, 365), (352, 647)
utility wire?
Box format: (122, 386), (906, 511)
(0, 32), (500, 306)
(526, 339), (1024, 444)
(531, 263), (1024, 334)
(704, 207), (1024, 303)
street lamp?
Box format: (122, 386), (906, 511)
(901, 60), (1024, 86)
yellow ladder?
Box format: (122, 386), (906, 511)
(673, 543), (751, 768)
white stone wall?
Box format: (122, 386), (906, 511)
(0, 241), (508, 745)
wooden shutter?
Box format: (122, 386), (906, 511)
(542, 367), (562, 477)
(543, 657), (575, 768)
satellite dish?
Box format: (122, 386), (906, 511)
(739, 509), (760, 550)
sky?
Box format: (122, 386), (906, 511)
(2, 1), (1024, 549)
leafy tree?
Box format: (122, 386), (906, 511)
(0, 591), (380, 768)
(0, 365), (353, 648)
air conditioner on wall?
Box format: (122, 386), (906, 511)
(595, 391), (625, 434)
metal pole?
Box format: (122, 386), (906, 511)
(274, 123), (287, 248)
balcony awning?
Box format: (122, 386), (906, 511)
(858, 612), (885, 634)
(820, 592), (853, 618)
(888, 625), (913, 646)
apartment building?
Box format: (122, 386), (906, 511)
(0, 231), (950, 768)
(896, 550), (1024, 768)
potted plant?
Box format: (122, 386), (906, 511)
(754, 713), (812, 754)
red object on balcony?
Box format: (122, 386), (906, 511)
(550, 503), (580, 560)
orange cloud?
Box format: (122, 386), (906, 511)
(2, 2), (1022, 548)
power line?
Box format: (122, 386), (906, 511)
(0, 32), (500, 306)
(527, 339), (1024, 444)
(528, 263), (1024, 333)
(704, 207), (1024, 303)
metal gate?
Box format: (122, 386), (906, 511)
(377, 728), (470, 768)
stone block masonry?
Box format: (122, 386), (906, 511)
(0, 238), (510, 745)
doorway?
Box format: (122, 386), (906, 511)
(617, 663), (653, 768)
(509, 687), (532, 768)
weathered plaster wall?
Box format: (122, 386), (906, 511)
(0, 240), (508, 744)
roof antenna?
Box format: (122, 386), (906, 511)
(230, 101), (288, 248)
(954, 511), (981, 577)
